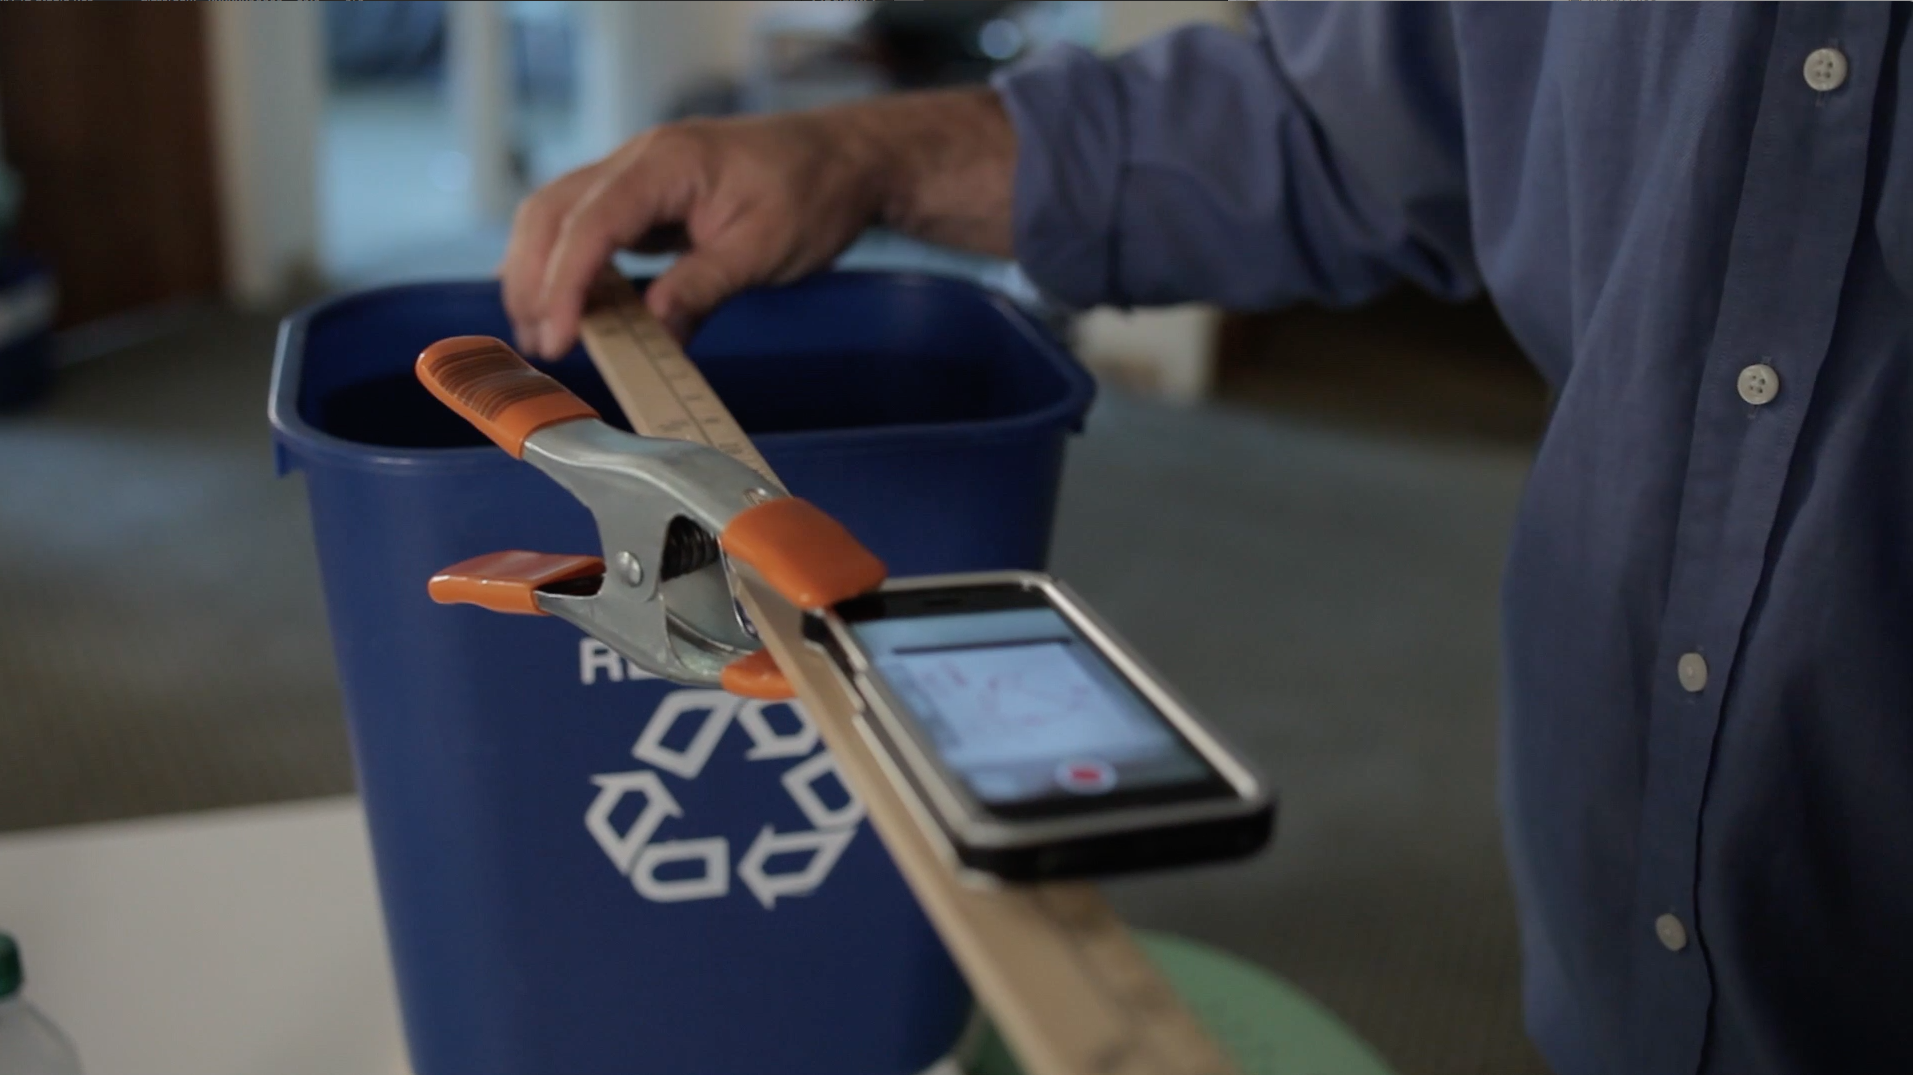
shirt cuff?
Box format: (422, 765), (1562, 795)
(991, 45), (1128, 309)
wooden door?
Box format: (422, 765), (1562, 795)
(0, 2), (224, 327)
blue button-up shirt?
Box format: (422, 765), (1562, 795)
(997, 4), (1913, 1073)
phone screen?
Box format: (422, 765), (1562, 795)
(838, 586), (1233, 818)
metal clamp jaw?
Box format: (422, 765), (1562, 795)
(523, 418), (776, 683)
(414, 336), (885, 695)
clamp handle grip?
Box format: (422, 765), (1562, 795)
(716, 498), (886, 702)
(721, 650), (793, 699)
(720, 497), (887, 609)
(417, 336), (600, 458)
(428, 550), (605, 615)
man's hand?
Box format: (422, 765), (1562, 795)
(500, 88), (1016, 358)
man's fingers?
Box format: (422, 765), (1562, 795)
(499, 163), (605, 355)
(535, 158), (691, 359)
(645, 249), (750, 341)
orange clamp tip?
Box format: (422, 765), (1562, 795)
(721, 649), (795, 700)
(416, 336), (599, 458)
(719, 497), (887, 609)
(428, 550), (605, 615)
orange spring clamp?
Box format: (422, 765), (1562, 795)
(413, 336), (886, 699)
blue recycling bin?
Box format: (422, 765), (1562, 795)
(268, 272), (1096, 1075)
(0, 255), (55, 412)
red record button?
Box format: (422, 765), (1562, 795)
(1055, 758), (1117, 795)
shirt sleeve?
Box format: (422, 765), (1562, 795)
(991, 3), (1479, 310)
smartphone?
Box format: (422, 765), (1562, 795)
(803, 571), (1275, 882)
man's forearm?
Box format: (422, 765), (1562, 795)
(833, 88), (1018, 259)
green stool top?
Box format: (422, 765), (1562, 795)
(964, 931), (1397, 1075)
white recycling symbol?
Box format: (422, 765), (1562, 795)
(583, 769), (680, 873)
(586, 689), (863, 908)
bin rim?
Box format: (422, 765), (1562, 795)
(270, 270), (1095, 476)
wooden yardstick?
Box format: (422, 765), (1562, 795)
(577, 271), (1241, 1075)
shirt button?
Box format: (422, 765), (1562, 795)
(1677, 652), (1708, 693)
(1656, 913), (1689, 952)
(1737, 363), (1780, 405)
(1804, 47), (1849, 92)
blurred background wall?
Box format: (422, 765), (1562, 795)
(0, 1), (1265, 395)
(0, 2), (226, 327)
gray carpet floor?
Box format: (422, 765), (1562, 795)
(1, 312), (350, 827)
(0, 300), (1545, 1074)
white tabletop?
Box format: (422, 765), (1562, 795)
(0, 799), (966, 1075)
(0, 798), (409, 1075)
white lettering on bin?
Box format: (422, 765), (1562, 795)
(632, 691), (738, 778)
(578, 638), (659, 685)
(632, 838), (730, 902)
(582, 687), (866, 908)
(737, 699), (820, 760)
(737, 826), (856, 909)
(780, 751), (866, 831)
(584, 770), (682, 874)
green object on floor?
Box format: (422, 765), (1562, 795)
(964, 931), (1397, 1075)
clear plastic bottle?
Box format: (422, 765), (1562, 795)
(0, 934), (82, 1075)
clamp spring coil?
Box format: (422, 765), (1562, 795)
(660, 517), (722, 580)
